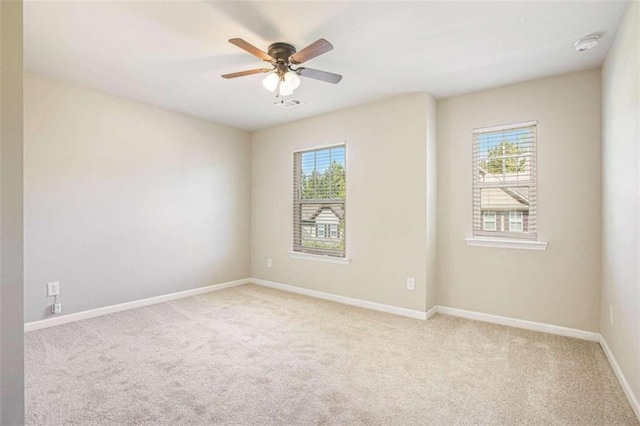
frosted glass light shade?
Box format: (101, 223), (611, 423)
(279, 81), (293, 96)
(262, 73), (279, 92)
(284, 71), (301, 90)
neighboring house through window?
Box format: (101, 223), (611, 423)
(509, 211), (523, 232)
(483, 211), (497, 231)
(473, 121), (537, 239)
(293, 144), (346, 257)
(329, 224), (338, 238)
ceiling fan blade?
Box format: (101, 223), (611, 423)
(228, 38), (273, 61)
(297, 68), (342, 84)
(221, 68), (271, 79)
(290, 39), (333, 64)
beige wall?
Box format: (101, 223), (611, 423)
(24, 74), (251, 322)
(437, 69), (602, 332)
(251, 93), (434, 312)
(0, 0), (25, 423)
(601, 0), (640, 411)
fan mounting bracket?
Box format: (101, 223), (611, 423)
(267, 42), (296, 63)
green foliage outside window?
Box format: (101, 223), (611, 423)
(301, 161), (346, 200)
(480, 140), (527, 174)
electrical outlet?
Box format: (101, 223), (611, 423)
(47, 281), (60, 297)
(267, 258), (273, 268)
(609, 306), (614, 325)
(406, 277), (415, 290)
(52, 302), (62, 314)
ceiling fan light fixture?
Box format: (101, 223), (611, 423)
(284, 71), (301, 90)
(262, 72), (279, 92)
(224, 38), (342, 98)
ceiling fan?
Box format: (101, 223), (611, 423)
(222, 38), (342, 97)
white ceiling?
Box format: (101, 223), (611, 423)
(25, 1), (628, 131)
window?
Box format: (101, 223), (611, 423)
(293, 145), (346, 257)
(509, 211), (523, 232)
(473, 121), (537, 240)
(483, 211), (497, 231)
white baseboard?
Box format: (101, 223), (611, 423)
(251, 278), (428, 320)
(24, 278), (251, 332)
(435, 306), (600, 342)
(249, 278), (600, 342)
(599, 335), (640, 420)
(425, 305), (438, 320)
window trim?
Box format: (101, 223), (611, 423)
(472, 120), (538, 135)
(293, 142), (347, 153)
(465, 237), (547, 251)
(288, 250), (351, 264)
(292, 143), (347, 258)
(472, 120), (538, 241)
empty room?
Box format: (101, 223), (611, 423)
(0, 0), (638, 424)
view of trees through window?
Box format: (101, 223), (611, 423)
(301, 158), (345, 199)
(479, 140), (528, 174)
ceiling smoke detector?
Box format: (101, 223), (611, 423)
(574, 35), (600, 52)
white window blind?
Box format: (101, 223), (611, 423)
(472, 121), (537, 240)
(293, 145), (346, 257)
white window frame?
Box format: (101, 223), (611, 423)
(471, 120), (538, 241)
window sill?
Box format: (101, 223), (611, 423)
(288, 251), (351, 265)
(465, 237), (548, 251)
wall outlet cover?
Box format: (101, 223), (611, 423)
(47, 281), (60, 297)
(609, 306), (614, 325)
(406, 277), (415, 290)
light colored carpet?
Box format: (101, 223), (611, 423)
(25, 284), (638, 425)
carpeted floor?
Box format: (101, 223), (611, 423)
(25, 284), (638, 425)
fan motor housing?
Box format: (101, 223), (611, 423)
(268, 42), (296, 62)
